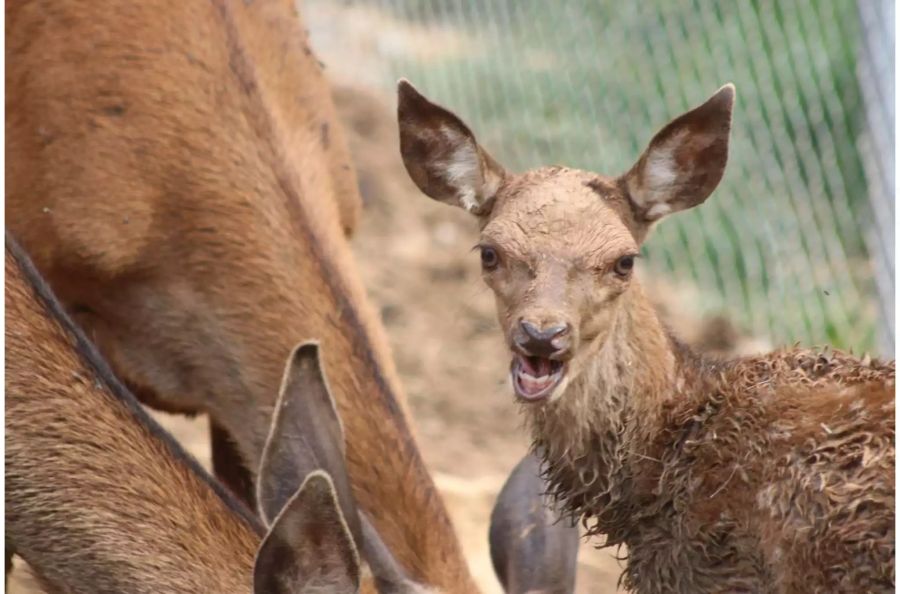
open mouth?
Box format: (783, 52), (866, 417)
(511, 354), (566, 402)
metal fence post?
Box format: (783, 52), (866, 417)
(857, 0), (895, 356)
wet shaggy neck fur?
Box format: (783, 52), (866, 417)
(525, 280), (895, 593)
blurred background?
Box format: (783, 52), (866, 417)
(307, 0), (894, 357)
(9, 1), (894, 592)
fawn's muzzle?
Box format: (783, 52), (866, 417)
(513, 320), (571, 358)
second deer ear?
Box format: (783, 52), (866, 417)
(622, 84), (735, 224)
(256, 342), (361, 546)
(254, 471), (360, 594)
(397, 79), (507, 216)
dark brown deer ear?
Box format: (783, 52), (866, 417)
(622, 84), (735, 223)
(254, 471), (360, 594)
(397, 79), (506, 216)
(257, 342), (424, 593)
(489, 452), (580, 594)
(256, 342), (361, 546)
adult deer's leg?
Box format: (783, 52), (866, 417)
(5, 545), (13, 586)
(210, 420), (256, 510)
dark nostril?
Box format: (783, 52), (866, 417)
(520, 320), (568, 342)
(517, 321), (571, 357)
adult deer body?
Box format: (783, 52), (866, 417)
(398, 81), (895, 593)
(6, 1), (474, 590)
(8, 235), (566, 593)
(6, 234), (365, 594)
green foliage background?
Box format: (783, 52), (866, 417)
(333, 0), (888, 352)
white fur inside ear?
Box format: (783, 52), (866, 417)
(644, 149), (678, 190)
(439, 124), (484, 212)
(636, 147), (678, 206)
(456, 188), (480, 213)
(445, 145), (480, 212)
(628, 131), (687, 220)
(645, 202), (672, 219)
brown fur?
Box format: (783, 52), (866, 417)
(6, 1), (473, 590)
(532, 335), (895, 593)
(398, 81), (896, 592)
(7, 235), (380, 593)
(6, 235), (262, 592)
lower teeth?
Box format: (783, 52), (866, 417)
(518, 372), (552, 392)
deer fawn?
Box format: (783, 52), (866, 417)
(6, 1), (476, 589)
(397, 80), (895, 593)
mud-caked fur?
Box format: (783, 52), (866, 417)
(532, 327), (894, 592)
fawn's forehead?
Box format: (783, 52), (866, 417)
(483, 167), (638, 260)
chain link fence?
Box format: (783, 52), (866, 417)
(306, 0), (894, 356)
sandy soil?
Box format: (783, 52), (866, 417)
(7, 47), (769, 594)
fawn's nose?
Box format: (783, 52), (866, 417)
(514, 320), (572, 358)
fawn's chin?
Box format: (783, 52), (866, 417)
(510, 354), (566, 403)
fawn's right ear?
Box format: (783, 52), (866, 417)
(397, 79), (507, 216)
(489, 452), (580, 594)
(254, 471), (360, 594)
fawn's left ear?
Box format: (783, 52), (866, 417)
(397, 79), (507, 217)
(622, 84), (735, 224)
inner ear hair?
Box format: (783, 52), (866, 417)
(624, 83), (735, 223)
(397, 79), (506, 216)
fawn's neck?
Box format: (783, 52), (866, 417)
(525, 281), (694, 542)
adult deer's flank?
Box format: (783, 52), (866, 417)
(6, 1), (474, 590)
(7, 234), (574, 593)
(6, 234), (363, 593)
(397, 80), (895, 593)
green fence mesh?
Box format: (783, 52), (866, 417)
(306, 0), (895, 356)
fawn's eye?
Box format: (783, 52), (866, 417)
(480, 246), (500, 271)
(613, 255), (635, 277)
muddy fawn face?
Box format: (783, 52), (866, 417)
(397, 80), (733, 404)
